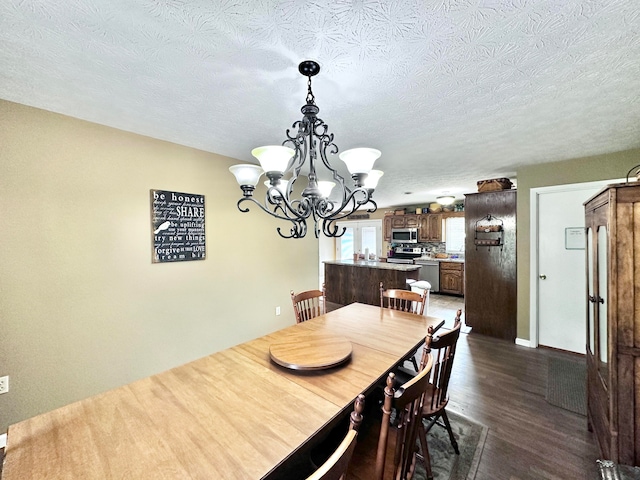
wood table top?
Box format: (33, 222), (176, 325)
(2, 302), (444, 480)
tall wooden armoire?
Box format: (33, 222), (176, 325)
(464, 190), (517, 341)
(585, 182), (640, 466)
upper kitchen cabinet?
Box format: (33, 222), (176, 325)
(464, 190), (516, 341)
(584, 182), (640, 466)
(390, 214), (419, 229)
(418, 214), (442, 242)
(383, 215), (392, 241)
(384, 214), (420, 241)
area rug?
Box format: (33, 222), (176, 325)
(546, 357), (587, 415)
(414, 410), (488, 480)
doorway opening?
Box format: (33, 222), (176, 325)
(529, 178), (622, 351)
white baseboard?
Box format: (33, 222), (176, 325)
(0, 433), (6, 449)
(515, 338), (532, 348)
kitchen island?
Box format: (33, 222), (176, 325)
(324, 259), (421, 306)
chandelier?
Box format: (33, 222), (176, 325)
(229, 60), (383, 239)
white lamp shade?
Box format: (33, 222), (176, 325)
(364, 170), (384, 190)
(229, 164), (263, 187)
(251, 145), (295, 174)
(338, 148), (381, 175)
(318, 181), (336, 197)
(264, 179), (289, 196)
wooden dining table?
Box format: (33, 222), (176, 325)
(2, 303), (444, 480)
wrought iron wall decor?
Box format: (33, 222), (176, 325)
(474, 214), (504, 249)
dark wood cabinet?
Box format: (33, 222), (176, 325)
(383, 215), (393, 241)
(385, 214), (420, 242)
(464, 190), (516, 341)
(439, 262), (464, 296)
(390, 214), (418, 229)
(585, 183), (640, 466)
(419, 214), (442, 242)
(404, 214), (419, 228)
(385, 212), (463, 243)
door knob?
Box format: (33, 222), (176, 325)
(539, 274), (546, 280)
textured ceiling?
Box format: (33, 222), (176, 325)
(1, 0), (639, 207)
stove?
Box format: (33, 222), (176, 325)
(387, 257), (415, 264)
(387, 246), (422, 264)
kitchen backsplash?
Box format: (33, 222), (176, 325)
(387, 241), (465, 259)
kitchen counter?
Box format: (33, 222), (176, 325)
(415, 256), (465, 264)
(324, 259), (422, 271)
(324, 260), (421, 306)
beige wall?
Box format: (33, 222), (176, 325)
(0, 100), (319, 432)
(515, 148), (640, 339)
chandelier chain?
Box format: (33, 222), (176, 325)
(306, 75), (315, 105)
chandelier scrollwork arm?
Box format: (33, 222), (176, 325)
(229, 60), (383, 239)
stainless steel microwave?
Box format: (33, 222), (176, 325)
(391, 228), (418, 243)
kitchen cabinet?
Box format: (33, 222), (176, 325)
(385, 212), (464, 243)
(383, 215), (393, 241)
(584, 182), (640, 466)
(418, 214), (442, 242)
(390, 214), (419, 229)
(324, 260), (421, 306)
(385, 214), (419, 242)
(439, 262), (464, 296)
(464, 190), (516, 341)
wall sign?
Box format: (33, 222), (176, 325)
(151, 189), (205, 263)
(565, 227), (585, 250)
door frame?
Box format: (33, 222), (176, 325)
(529, 179), (623, 348)
(334, 219), (383, 260)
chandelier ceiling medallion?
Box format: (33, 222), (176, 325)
(229, 60), (383, 239)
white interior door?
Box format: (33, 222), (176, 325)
(534, 180), (618, 352)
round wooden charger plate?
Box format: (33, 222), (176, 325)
(269, 334), (353, 371)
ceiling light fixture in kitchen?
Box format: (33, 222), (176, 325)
(229, 60), (382, 239)
(436, 194), (455, 205)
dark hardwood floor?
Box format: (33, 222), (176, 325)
(430, 293), (600, 479)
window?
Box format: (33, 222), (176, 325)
(335, 220), (382, 260)
(445, 217), (465, 253)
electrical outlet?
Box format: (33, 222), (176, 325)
(0, 375), (8, 394)
(275, 306), (281, 316)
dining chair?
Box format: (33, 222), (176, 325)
(347, 345), (434, 480)
(380, 281), (428, 371)
(379, 282), (427, 315)
(417, 309), (463, 480)
(306, 394), (365, 480)
(291, 284), (326, 324)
